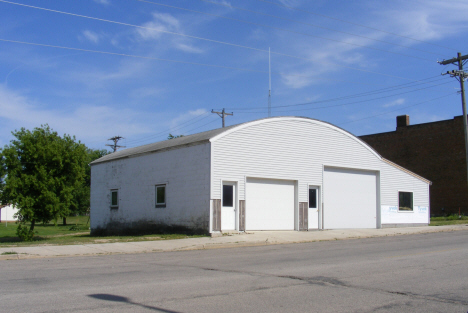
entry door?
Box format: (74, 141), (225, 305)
(221, 183), (236, 230)
(308, 187), (319, 229)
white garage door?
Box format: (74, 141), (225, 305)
(323, 167), (377, 229)
(246, 178), (295, 230)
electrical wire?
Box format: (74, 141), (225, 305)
(0, 38), (444, 89)
(233, 81), (453, 114)
(227, 76), (448, 111)
(255, 0), (458, 52)
(0, 38), (269, 73)
(338, 92), (458, 126)
(273, 81), (454, 113)
(195, 0), (447, 57)
(134, 0), (437, 62)
(0, 0), (433, 81)
(125, 114), (220, 148)
(123, 112), (213, 146)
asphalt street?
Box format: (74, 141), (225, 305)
(1, 230), (467, 313)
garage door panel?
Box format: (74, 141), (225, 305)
(324, 168), (377, 229)
(246, 178), (295, 230)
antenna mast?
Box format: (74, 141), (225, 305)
(268, 47), (272, 117)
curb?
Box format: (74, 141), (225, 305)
(0, 225), (467, 261)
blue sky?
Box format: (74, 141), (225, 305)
(0, 0), (467, 151)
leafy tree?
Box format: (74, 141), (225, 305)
(167, 133), (184, 140)
(66, 148), (109, 225)
(0, 125), (88, 240)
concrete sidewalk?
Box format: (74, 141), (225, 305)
(1, 224), (467, 260)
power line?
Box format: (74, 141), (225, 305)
(134, 0), (438, 62)
(0, 38), (267, 73)
(338, 92), (457, 126)
(124, 112), (213, 146)
(1, 37), (438, 88)
(125, 115), (220, 148)
(227, 76), (448, 111)
(255, 0), (458, 52)
(233, 81), (453, 114)
(0, 0), (431, 81)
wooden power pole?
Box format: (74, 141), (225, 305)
(106, 136), (126, 152)
(439, 53), (468, 184)
(211, 109), (233, 128)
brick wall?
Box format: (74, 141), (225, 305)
(360, 115), (468, 216)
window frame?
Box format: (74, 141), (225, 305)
(110, 189), (119, 209)
(222, 184), (234, 207)
(155, 184), (166, 208)
(398, 191), (414, 212)
(308, 187), (318, 209)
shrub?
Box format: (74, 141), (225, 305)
(16, 224), (35, 241)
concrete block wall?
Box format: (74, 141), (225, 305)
(90, 143), (211, 234)
(360, 115), (468, 216)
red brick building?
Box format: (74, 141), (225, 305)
(360, 115), (468, 216)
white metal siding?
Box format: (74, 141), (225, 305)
(245, 178), (295, 230)
(211, 118), (430, 228)
(90, 143), (211, 231)
(211, 119), (382, 202)
(323, 167), (377, 229)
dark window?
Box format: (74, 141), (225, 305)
(309, 188), (317, 209)
(399, 191), (413, 211)
(223, 185), (233, 207)
(110, 189), (118, 208)
(156, 185), (166, 208)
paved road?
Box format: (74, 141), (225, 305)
(1, 231), (467, 313)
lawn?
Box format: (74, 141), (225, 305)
(429, 214), (468, 226)
(0, 216), (206, 247)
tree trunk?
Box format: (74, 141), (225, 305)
(30, 219), (36, 232)
(63, 217), (67, 226)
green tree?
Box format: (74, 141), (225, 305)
(65, 148), (108, 225)
(0, 125), (88, 240)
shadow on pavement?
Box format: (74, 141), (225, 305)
(88, 293), (183, 313)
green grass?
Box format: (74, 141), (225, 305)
(0, 216), (206, 247)
(430, 214), (468, 226)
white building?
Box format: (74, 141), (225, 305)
(90, 117), (430, 235)
(0, 204), (19, 222)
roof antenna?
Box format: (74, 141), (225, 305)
(268, 47), (272, 118)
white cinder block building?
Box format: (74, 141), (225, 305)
(0, 204), (19, 222)
(90, 117), (431, 235)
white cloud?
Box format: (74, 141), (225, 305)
(377, 0), (468, 42)
(169, 109), (209, 135)
(382, 98), (405, 108)
(137, 13), (181, 40)
(278, 0), (302, 7)
(136, 12), (203, 54)
(93, 0), (110, 5)
(82, 30), (101, 44)
(0, 85), (152, 147)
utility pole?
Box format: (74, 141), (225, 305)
(439, 52), (468, 184)
(211, 109), (233, 128)
(106, 136), (126, 152)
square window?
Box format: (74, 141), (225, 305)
(110, 189), (118, 208)
(156, 185), (166, 208)
(223, 185), (233, 207)
(309, 188), (317, 209)
(399, 191), (413, 211)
